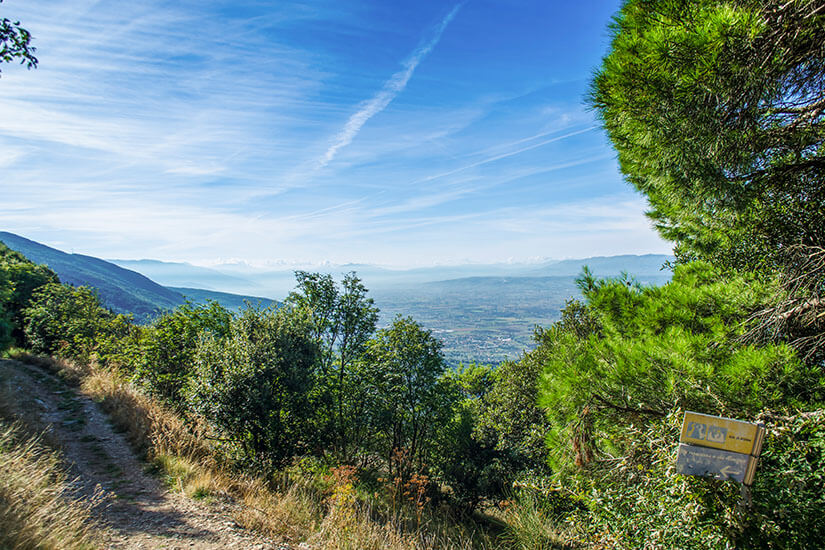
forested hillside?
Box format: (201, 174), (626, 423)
(0, 231), (183, 319)
(0, 232), (278, 319)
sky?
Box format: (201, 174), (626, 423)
(0, 0), (673, 268)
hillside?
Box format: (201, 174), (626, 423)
(170, 287), (277, 310)
(0, 232), (184, 320)
(0, 233), (280, 321)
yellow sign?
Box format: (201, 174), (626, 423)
(680, 411), (765, 456)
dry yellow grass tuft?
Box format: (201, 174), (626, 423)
(236, 479), (321, 542)
(9, 351), (91, 385)
(0, 422), (101, 550)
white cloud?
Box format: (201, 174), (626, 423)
(318, 4), (463, 169)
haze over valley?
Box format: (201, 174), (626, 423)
(113, 252), (673, 364)
(2, 231), (669, 365)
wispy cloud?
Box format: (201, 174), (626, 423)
(0, 0), (671, 268)
(318, 3), (463, 169)
(414, 125), (598, 184)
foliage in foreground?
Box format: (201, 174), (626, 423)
(534, 264), (825, 548)
(0, 421), (99, 550)
(0, 0), (38, 76)
(591, 0), (825, 274)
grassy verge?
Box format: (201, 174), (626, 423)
(0, 358), (101, 550)
(0, 422), (102, 550)
(9, 352), (513, 549)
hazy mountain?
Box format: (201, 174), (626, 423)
(112, 254), (673, 299)
(0, 232), (280, 320)
(0, 231), (184, 319)
(110, 259), (258, 293)
(521, 254), (671, 277)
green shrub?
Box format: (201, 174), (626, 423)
(131, 300), (231, 403)
(22, 283), (132, 364)
(186, 305), (319, 470)
(739, 411), (825, 548)
(0, 241), (59, 347)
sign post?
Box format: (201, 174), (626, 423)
(676, 411), (765, 487)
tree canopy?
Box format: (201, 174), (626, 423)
(591, 0), (825, 272)
(0, 0), (37, 75)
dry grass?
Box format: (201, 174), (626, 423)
(236, 479), (322, 542)
(495, 492), (576, 550)
(78, 365), (245, 505)
(80, 367), (208, 459)
(10, 353), (509, 549)
(9, 351), (91, 386)
(0, 421), (101, 550)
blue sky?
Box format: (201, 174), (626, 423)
(0, 0), (673, 267)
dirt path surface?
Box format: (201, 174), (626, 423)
(1, 359), (287, 550)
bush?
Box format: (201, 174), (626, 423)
(22, 283), (132, 364)
(0, 241), (59, 347)
(739, 410), (825, 548)
(186, 305), (320, 470)
(0, 269), (13, 351)
(131, 300), (231, 403)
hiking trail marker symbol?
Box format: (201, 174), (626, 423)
(676, 411), (765, 485)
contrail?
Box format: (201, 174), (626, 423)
(413, 125), (598, 184)
(318, 4), (463, 169)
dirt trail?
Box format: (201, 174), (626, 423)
(0, 359), (287, 550)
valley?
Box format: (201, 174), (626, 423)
(1, 231), (672, 365)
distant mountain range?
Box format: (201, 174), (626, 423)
(110, 253), (674, 297)
(1, 230), (673, 363)
(0, 232), (278, 321)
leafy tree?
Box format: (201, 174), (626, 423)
(22, 283), (132, 363)
(0, 241), (59, 346)
(284, 271), (379, 461)
(0, 0), (37, 75)
(590, 0), (825, 273)
(432, 364), (506, 510)
(132, 300), (232, 403)
(186, 305), (320, 470)
(476, 353), (553, 478)
(360, 316), (451, 478)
